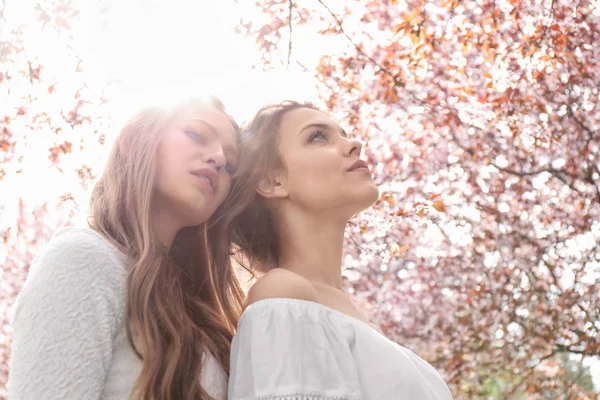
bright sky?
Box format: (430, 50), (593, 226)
(0, 0), (327, 217)
(81, 0), (322, 123)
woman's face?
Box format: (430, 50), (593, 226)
(154, 105), (238, 227)
(274, 107), (379, 217)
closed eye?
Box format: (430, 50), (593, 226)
(184, 129), (207, 144)
(309, 130), (328, 143)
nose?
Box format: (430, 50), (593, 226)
(204, 147), (227, 172)
(344, 137), (362, 157)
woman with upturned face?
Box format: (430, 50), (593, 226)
(225, 101), (453, 400)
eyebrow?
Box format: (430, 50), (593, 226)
(298, 122), (348, 137)
(188, 118), (237, 156)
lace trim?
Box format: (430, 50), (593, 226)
(255, 395), (355, 400)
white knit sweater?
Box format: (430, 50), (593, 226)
(8, 226), (227, 400)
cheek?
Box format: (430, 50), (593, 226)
(157, 138), (189, 179)
(287, 153), (340, 191)
(154, 146), (171, 187)
(155, 154), (177, 190)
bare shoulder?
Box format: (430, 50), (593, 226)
(245, 268), (318, 308)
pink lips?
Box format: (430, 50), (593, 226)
(190, 167), (219, 195)
(348, 159), (370, 172)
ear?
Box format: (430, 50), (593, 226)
(256, 168), (288, 199)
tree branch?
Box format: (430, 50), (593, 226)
(577, 302), (596, 332)
(554, 344), (595, 356)
(491, 163), (560, 177)
(287, 0), (293, 68)
(534, 0), (555, 49)
(568, 105), (600, 203)
(316, 0), (431, 109)
(569, 104), (598, 143)
(541, 258), (562, 291)
(490, 157), (582, 196)
(316, 0), (399, 84)
(0, 0), (6, 24)
(584, 163), (600, 204)
(506, 350), (556, 397)
(296, 60), (335, 90)
(568, 355), (587, 394)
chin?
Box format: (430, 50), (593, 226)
(346, 184), (379, 215)
(182, 203), (215, 227)
(360, 184), (380, 209)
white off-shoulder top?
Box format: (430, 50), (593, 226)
(228, 298), (453, 400)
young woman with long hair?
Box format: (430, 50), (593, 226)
(8, 97), (244, 400)
(225, 101), (453, 399)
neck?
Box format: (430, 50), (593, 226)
(150, 201), (181, 249)
(277, 208), (347, 290)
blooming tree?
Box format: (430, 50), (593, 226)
(0, 1), (111, 396)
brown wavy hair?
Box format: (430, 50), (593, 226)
(222, 100), (319, 274)
(89, 97), (245, 400)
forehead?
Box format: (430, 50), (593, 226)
(279, 108), (337, 135)
(175, 105), (238, 148)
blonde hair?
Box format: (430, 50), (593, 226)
(89, 97), (244, 400)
